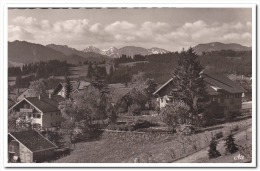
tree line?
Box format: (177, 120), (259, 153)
(9, 60), (70, 77)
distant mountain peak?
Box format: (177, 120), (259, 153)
(193, 42), (251, 55)
(83, 46), (102, 54)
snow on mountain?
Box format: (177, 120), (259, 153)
(148, 47), (170, 54)
(101, 47), (120, 58)
(82, 46), (102, 54)
(81, 46), (171, 58)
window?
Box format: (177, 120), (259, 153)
(9, 145), (15, 152)
(220, 98), (224, 103)
(51, 123), (53, 127)
(36, 114), (41, 119)
(51, 113), (53, 117)
(33, 114), (36, 118)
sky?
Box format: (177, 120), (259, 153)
(8, 8), (252, 51)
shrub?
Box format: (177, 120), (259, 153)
(225, 133), (239, 154)
(132, 119), (157, 130)
(176, 125), (196, 135)
(225, 111), (239, 122)
(215, 131), (224, 139)
(231, 125), (239, 132)
(128, 103), (142, 115)
(208, 137), (221, 159)
(107, 123), (134, 131)
(200, 101), (222, 127)
(159, 100), (190, 132)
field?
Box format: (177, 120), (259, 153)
(118, 61), (148, 67)
(68, 65), (89, 78)
(53, 112), (251, 163)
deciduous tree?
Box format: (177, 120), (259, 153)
(29, 79), (48, 96)
(159, 100), (190, 132)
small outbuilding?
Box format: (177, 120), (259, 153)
(8, 130), (57, 163)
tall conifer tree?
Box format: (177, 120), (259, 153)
(65, 77), (73, 99)
(172, 47), (209, 125)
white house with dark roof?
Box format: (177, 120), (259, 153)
(9, 95), (65, 128)
(153, 73), (246, 115)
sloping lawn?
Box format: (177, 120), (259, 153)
(53, 117), (251, 163)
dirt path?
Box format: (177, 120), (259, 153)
(173, 126), (251, 163)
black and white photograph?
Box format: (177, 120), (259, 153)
(1, 0), (257, 168)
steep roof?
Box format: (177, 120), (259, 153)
(204, 73), (246, 95)
(109, 83), (132, 103)
(24, 95), (65, 113)
(153, 78), (173, 95)
(9, 130), (57, 152)
(153, 73), (246, 96)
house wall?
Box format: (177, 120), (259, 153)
(158, 93), (242, 116)
(157, 95), (170, 108)
(11, 100), (43, 127)
(58, 87), (66, 98)
(19, 142), (33, 163)
(9, 140), (20, 157)
(33, 149), (55, 162)
(42, 111), (63, 128)
(211, 93), (242, 115)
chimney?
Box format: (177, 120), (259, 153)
(49, 93), (52, 99)
(38, 95), (41, 100)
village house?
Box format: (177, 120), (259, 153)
(153, 73), (246, 116)
(52, 81), (90, 98)
(9, 95), (65, 129)
(109, 83), (132, 113)
(8, 130), (57, 163)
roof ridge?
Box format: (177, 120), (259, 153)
(204, 74), (233, 88)
(36, 130), (58, 148)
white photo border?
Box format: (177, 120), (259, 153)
(0, 0), (257, 168)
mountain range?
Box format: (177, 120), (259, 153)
(83, 46), (170, 58)
(8, 40), (251, 66)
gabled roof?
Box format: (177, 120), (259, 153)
(153, 73), (246, 96)
(153, 78), (173, 95)
(25, 95), (65, 113)
(109, 83), (132, 103)
(10, 95), (65, 113)
(204, 73), (246, 95)
(9, 130), (57, 152)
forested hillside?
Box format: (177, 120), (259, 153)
(109, 50), (251, 85)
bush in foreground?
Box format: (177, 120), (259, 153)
(225, 133), (238, 154)
(208, 137), (221, 159)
